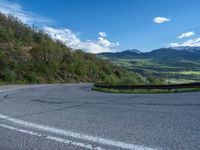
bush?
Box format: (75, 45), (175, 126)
(0, 12), (147, 85)
(147, 77), (166, 85)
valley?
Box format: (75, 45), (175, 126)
(98, 48), (200, 83)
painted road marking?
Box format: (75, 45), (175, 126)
(0, 113), (156, 150)
(0, 123), (105, 150)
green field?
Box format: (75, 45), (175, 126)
(102, 58), (200, 83)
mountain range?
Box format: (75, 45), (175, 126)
(98, 47), (200, 83)
(98, 47), (200, 60)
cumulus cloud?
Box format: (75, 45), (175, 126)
(0, 0), (53, 25)
(44, 27), (119, 53)
(0, 0), (119, 53)
(170, 38), (200, 47)
(153, 17), (170, 24)
(116, 42), (120, 46)
(177, 31), (195, 39)
(43, 27), (80, 48)
(99, 32), (107, 38)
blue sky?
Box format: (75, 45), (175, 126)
(0, 0), (200, 53)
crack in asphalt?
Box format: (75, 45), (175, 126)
(0, 84), (200, 150)
(30, 99), (69, 105)
(0, 104), (86, 121)
(30, 97), (200, 107)
(4, 94), (13, 99)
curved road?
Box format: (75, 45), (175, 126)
(0, 84), (200, 150)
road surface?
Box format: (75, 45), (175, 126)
(0, 84), (199, 150)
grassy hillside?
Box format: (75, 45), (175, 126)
(98, 48), (200, 83)
(0, 13), (147, 85)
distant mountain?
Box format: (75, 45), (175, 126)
(171, 46), (200, 51)
(98, 49), (143, 59)
(98, 47), (200, 83)
(98, 47), (200, 61)
(143, 47), (200, 62)
(127, 49), (143, 54)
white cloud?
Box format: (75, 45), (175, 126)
(0, 0), (53, 25)
(98, 37), (115, 47)
(170, 43), (180, 47)
(177, 31), (195, 39)
(170, 38), (200, 47)
(44, 27), (119, 53)
(43, 27), (80, 48)
(0, 0), (119, 53)
(153, 17), (170, 24)
(99, 32), (107, 38)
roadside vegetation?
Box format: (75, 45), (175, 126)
(0, 13), (160, 85)
(93, 87), (200, 94)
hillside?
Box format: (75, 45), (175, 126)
(98, 47), (200, 83)
(0, 13), (147, 85)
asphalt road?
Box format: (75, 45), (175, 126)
(0, 84), (199, 150)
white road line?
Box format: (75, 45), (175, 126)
(0, 123), (105, 150)
(46, 136), (104, 150)
(0, 123), (42, 136)
(0, 113), (156, 150)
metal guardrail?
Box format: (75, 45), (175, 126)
(94, 82), (200, 90)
